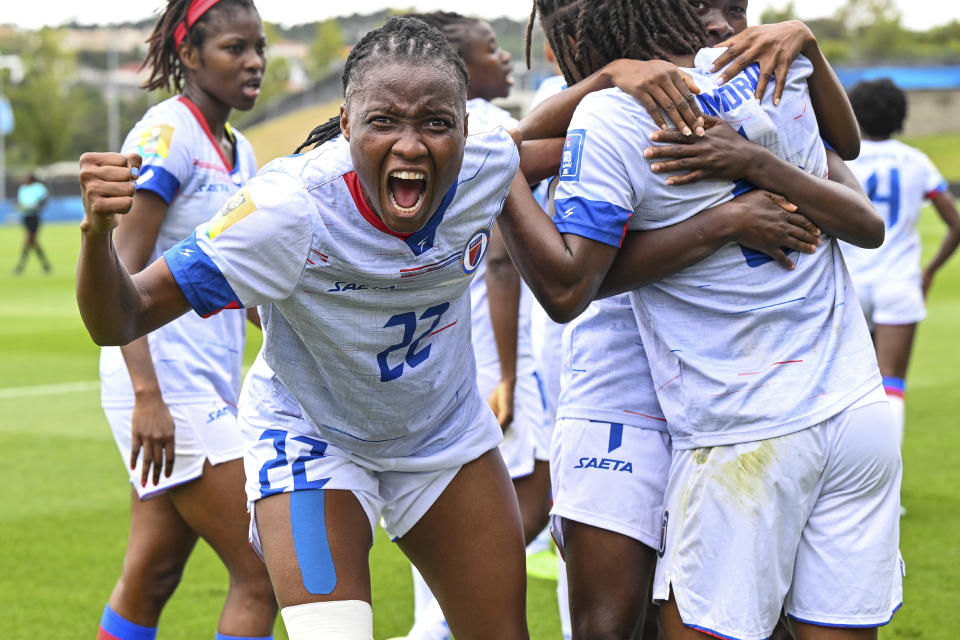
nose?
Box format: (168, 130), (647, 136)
(500, 48), (512, 65)
(392, 126), (428, 160)
(703, 10), (735, 42)
(245, 48), (265, 72)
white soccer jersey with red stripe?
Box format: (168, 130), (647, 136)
(840, 138), (949, 283)
(164, 129), (519, 457)
(554, 48), (880, 449)
(101, 96), (256, 408)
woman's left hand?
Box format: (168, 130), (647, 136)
(709, 21), (817, 105)
(643, 116), (754, 185)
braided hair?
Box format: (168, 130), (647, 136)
(849, 78), (907, 139)
(525, 0), (707, 84)
(406, 11), (481, 59)
(295, 16), (470, 154)
(142, 0), (258, 93)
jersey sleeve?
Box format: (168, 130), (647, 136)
(919, 152), (949, 199)
(163, 170), (315, 316)
(122, 114), (193, 204)
(553, 94), (641, 247)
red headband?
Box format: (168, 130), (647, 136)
(173, 0), (223, 49)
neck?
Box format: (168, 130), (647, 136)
(668, 53), (696, 67)
(181, 84), (231, 139)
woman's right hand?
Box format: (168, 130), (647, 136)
(728, 189), (821, 270)
(78, 152), (142, 234)
(130, 391), (176, 488)
(604, 59), (704, 135)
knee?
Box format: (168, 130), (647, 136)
(571, 604), (644, 640)
(119, 559), (186, 609)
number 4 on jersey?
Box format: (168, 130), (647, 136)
(377, 302), (452, 382)
(865, 168), (901, 228)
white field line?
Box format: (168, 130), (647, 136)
(0, 380), (99, 400)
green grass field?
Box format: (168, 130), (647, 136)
(1, 205), (959, 638)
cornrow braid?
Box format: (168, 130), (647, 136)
(295, 16), (470, 154)
(141, 0), (257, 93)
(406, 11), (481, 57)
(526, 0), (707, 84)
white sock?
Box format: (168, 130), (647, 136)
(411, 565), (434, 621)
(405, 597), (450, 640)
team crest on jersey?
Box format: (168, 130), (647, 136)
(137, 124), (175, 160)
(207, 187), (257, 240)
(461, 228), (490, 275)
(559, 129), (586, 182)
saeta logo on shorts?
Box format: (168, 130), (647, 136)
(573, 457), (633, 473)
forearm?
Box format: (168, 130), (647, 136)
(925, 192), (960, 275)
(805, 44), (860, 160)
(76, 226), (150, 345)
(598, 205), (739, 298)
(746, 148), (881, 247)
(519, 69), (612, 141)
(519, 138), (564, 184)
(120, 337), (164, 400)
(497, 171), (609, 322)
(486, 259), (520, 383)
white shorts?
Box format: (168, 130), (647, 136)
(476, 365), (548, 478)
(550, 418), (672, 552)
(241, 365), (503, 547)
(104, 400), (243, 500)
(856, 277), (926, 327)
(653, 391), (902, 639)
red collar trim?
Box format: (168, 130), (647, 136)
(343, 171), (413, 239)
(177, 95), (233, 172)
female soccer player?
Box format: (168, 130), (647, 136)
(495, 1), (899, 639)
(840, 78), (960, 454)
(79, 16), (533, 640)
(392, 13), (552, 640)
(92, 1), (276, 639)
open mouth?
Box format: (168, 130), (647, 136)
(387, 170), (427, 215)
(242, 79), (262, 98)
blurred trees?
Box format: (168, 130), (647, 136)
(761, 0), (960, 63)
(307, 19), (344, 79)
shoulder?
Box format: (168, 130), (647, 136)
(467, 98), (519, 132)
(123, 97), (196, 157)
(260, 135), (354, 191)
(571, 89), (650, 146)
(462, 126), (520, 183)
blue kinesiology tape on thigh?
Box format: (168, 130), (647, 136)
(290, 489), (338, 595)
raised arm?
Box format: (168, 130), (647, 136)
(77, 152), (191, 345)
(709, 21), (860, 159)
(519, 59), (703, 142)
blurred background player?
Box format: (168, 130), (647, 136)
(393, 13), (553, 640)
(13, 172), (51, 274)
(840, 78), (960, 479)
(94, 1), (276, 639)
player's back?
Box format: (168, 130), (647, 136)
(841, 138), (948, 282)
(555, 48), (878, 449)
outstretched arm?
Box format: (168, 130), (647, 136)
(709, 21), (860, 159)
(519, 60), (703, 142)
(77, 152), (190, 345)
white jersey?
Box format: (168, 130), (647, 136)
(840, 138), (948, 283)
(530, 75), (567, 110)
(554, 48), (880, 450)
(465, 98), (535, 375)
(163, 129), (520, 458)
(558, 295), (666, 430)
(101, 96), (256, 408)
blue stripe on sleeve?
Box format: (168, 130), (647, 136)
(136, 164), (181, 204)
(163, 231), (243, 317)
(553, 196), (632, 248)
(822, 137), (836, 153)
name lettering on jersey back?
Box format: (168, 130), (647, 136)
(327, 281), (398, 293)
(573, 457), (633, 473)
(695, 64), (761, 117)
